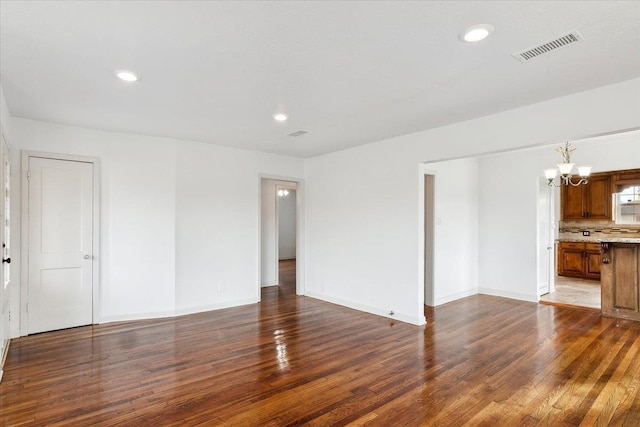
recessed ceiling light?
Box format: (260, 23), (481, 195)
(115, 70), (140, 82)
(273, 113), (288, 122)
(459, 24), (494, 43)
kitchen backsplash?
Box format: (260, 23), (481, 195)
(559, 220), (640, 240)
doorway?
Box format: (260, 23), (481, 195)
(537, 178), (602, 310)
(277, 184), (296, 264)
(259, 178), (302, 298)
(21, 152), (100, 335)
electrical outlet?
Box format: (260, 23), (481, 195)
(583, 231), (590, 236)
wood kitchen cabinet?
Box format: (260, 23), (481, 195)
(601, 242), (640, 322)
(561, 174), (611, 220)
(612, 169), (640, 186)
(557, 241), (601, 280)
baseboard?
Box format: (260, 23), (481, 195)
(174, 298), (258, 317)
(99, 297), (259, 324)
(1, 339), (9, 365)
(478, 287), (539, 303)
(261, 281), (278, 288)
(0, 339), (10, 383)
(99, 309), (180, 324)
(305, 290), (426, 325)
(278, 257), (296, 261)
(434, 288), (478, 306)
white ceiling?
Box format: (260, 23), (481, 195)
(1, 1), (639, 158)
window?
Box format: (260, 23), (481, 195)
(614, 185), (640, 225)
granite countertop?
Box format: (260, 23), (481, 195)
(557, 237), (640, 244)
(556, 237), (601, 242)
(599, 238), (640, 244)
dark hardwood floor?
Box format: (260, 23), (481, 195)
(2, 259), (640, 425)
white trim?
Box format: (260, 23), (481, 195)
(0, 338), (9, 383)
(478, 287), (539, 303)
(99, 297), (259, 324)
(20, 151), (100, 336)
(257, 174), (305, 299)
(274, 183), (281, 286)
(418, 164), (438, 316)
(306, 290), (425, 326)
(536, 177), (555, 300)
(433, 289), (479, 306)
(0, 131), (10, 367)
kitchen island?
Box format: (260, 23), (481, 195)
(600, 238), (640, 321)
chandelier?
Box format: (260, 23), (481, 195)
(544, 142), (592, 187)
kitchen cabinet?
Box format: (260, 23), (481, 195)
(612, 169), (640, 187)
(601, 241), (640, 322)
(557, 241), (601, 280)
(561, 174), (611, 220)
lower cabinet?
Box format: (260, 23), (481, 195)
(601, 243), (640, 322)
(557, 241), (601, 280)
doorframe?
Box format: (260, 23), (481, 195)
(257, 174), (304, 300)
(536, 177), (556, 299)
(0, 130), (10, 381)
(417, 164), (435, 325)
(20, 151), (100, 336)
(422, 172), (436, 307)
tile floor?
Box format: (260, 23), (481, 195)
(539, 275), (601, 310)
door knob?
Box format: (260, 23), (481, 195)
(2, 257), (9, 264)
(84, 255), (92, 260)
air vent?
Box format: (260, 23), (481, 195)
(512, 31), (583, 63)
(288, 130), (308, 137)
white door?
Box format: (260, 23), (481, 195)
(0, 134), (10, 366)
(537, 178), (553, 296)
(27, 157), (94, 334)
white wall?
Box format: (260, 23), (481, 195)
(278, 189), (296, 260)
(478, 148), (551, 302)
(174, 148), (303, 312)
(423, 158), (479, 306)
(478, 130), (640, 301)
(8, 117), (304, 333)
(0, 82), (11, 140)
(305, 78), (640, 325)
(10, 118), (177, 327)
(3, 76), (639, 332)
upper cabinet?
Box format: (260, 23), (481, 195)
(561, 173), (611, 220)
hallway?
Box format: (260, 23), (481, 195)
(262, 259), (297, 299)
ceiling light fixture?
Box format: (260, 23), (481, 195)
(544, 142), (592, 187)
(278, 189), (289, 197)
(459, 24), (494, 43)
(273, 113), (288, 122)
(114, 70), (139, 82)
